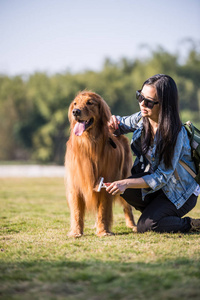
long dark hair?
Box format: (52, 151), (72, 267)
(141, 74), (182, 168)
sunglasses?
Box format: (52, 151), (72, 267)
(136, 90), (159, 109)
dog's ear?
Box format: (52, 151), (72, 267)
(68, 101), (74, 123)
(99, 97), (111, 124)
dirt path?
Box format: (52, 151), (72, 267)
(0, 165), (65, 177)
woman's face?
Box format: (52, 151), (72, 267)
(139, 85), (160, 122)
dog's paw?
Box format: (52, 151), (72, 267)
(68, 231), (83, 238)
(132, 226), (137, 233)
(125, 222), (138, 232)
(126, 220), (137, 229)
(97, 231), (115, 237)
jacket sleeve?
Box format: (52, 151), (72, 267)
(114, 111), (142, 135)
(142, 128), (185, 191)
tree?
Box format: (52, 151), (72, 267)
(0, 43), (199, 163)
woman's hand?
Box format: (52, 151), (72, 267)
(105, 180), (127, 195)
(105, 177), (149, 195)
(107, 115), (120, 133)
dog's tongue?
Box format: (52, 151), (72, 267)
(74, 121), (86, 136)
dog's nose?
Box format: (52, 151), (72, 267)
(72, 109), (81, 117)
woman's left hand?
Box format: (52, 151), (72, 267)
(104, 180), (127, 195)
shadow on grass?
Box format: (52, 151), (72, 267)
(0, 259), (200, 300)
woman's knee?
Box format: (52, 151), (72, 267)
(137, 218), (157, 233)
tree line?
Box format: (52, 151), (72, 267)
(0, 46), (200, 165)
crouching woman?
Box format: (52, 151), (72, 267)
(106, 74), (200, 233)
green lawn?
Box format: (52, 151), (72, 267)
(0, 178), (200, 300)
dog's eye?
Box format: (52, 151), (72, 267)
(73, 102), (76, 106)
(87, 100), (93, 105)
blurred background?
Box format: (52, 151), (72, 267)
(0, 0), (199, 166)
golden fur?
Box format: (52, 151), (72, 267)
(65, 91), (136, 237)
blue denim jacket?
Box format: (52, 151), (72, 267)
(116, 111), (198, 209)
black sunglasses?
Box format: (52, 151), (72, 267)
(136, 90), (159, 109)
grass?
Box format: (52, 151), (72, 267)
(0, 178), (200, 300)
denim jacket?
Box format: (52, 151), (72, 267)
(116, 111), (198, 209)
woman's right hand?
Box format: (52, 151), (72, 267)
(107, 115), (120, 133)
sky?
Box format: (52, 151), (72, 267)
(0, 0), (199, 76)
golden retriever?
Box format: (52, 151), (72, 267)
(65, 91), (136, 237)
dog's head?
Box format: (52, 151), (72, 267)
(68, 91), (111, 136)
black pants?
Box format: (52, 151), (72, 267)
(121, 172), (198, 233)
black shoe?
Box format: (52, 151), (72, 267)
(190, 218), (200, 232)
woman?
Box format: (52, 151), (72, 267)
(106, 74), (200, 233)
